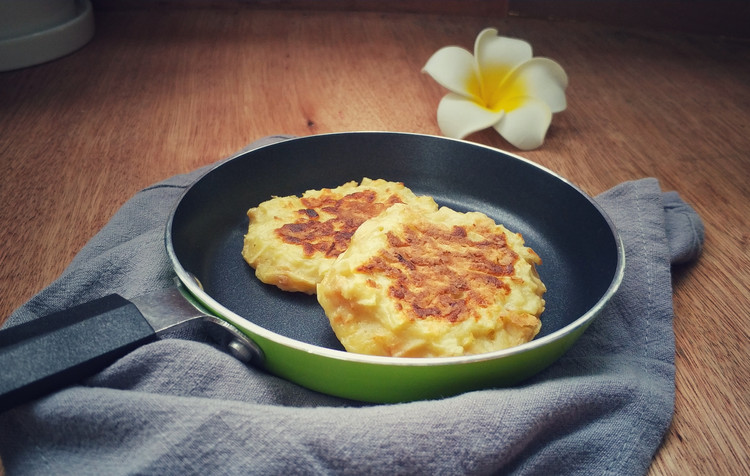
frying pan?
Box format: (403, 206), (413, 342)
(168, 132), (625, 402)
(0, 132), (624, 409)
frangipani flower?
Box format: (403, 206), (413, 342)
(423, 28), (568, 150)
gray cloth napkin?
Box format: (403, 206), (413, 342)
(0, 136), (704, 476)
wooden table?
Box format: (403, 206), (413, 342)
(1, 6), (748, 475)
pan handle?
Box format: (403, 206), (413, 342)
(0, 294), (156, 413)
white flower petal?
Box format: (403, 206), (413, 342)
(474, 28), (533, 84)
(505, 57), (569, 113)
(437, 93), (505, 139)
(494, 97), (552, 150)
(423, 46), (480, 100)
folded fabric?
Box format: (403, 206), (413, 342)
(0, 136), (704, 475)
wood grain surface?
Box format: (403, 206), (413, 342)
(0, 6), (748, 475)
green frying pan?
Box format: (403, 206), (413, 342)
(166, 132), (625, 402)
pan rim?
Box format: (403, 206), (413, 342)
(166, 131), (626, 367)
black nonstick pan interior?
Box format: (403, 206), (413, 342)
(170, 132), (620, 353)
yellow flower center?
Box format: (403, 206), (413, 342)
(469, 64), (527, 113)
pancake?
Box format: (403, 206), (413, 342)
(242, 178), (438, 294)
(317, 203), (546, 357)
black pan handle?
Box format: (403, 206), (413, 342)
(0, 294), (157, 413)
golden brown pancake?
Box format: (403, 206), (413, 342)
(317, 203), (546, 357)
(242, 178), (438, 294)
